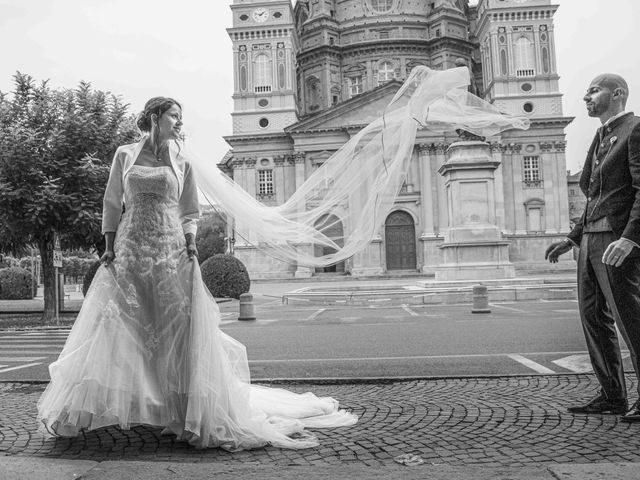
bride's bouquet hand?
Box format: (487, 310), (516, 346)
(100, 249), (116, 266)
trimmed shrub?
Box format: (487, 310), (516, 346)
(200, 254), (250, 299)
(0, 256), (18, 269)
(82, 260), (103, 297)
(0, 267), (34, 300)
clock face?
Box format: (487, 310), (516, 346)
(252, 7), (269, 22)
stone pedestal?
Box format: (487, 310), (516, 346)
(294, 243), (314, 278)
(434, 141), (515, 281)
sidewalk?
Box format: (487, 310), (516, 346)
(1, 374), (639, 479)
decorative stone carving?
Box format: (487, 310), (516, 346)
(244, 157), (257, 168)
(553, 141), (567, 152)
(539, 142), (553, 153)
(274, 155), (286, 165)
(294, 152), (306, 163)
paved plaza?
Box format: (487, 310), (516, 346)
(1, 374), (640, 478)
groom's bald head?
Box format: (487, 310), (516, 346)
(590, 74), (629, 107)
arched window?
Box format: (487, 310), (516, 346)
(306, 76), (321, 111)
(254, 54), (272, 92)
(378, 61), (395, 85)
(514, 36), (535, 76)
(541, 47), (550, 74)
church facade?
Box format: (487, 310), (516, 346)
(222, 0), (573, 279)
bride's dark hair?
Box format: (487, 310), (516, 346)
(136, 97), (182, 133)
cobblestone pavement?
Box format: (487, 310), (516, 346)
(1, 374), (640, 467)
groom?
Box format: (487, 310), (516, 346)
(545, 73), (640, 422)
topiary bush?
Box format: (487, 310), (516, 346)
(82, 260), (103, 297)
(200, 254), (250, 299)
(0, 267), (35, 300)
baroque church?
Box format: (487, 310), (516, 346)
(220, 0), (573, 279)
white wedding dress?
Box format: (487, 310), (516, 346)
(37, 165), (357, 451)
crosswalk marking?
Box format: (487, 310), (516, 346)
(401, 305), (419, 316)
(0, 330), (69, 375)
(0, 357), (46, 362)
(507, 354), (556, 374)
(0, 362), (43, 374)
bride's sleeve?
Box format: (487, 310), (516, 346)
(102, 148), (125, 234)
(180, 162), (200, 237)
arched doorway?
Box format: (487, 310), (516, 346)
(314, 214), (345, 273)
(385, 211), (416, 271)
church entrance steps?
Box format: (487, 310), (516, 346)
(281, 277), (577, 306)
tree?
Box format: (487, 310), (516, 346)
(196, 212), (228, 263)
(0, 73), (139, 324)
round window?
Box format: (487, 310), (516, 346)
(258, 98), (269, 108)
(521, 83), (533, 92)
(260, 158), (270, 166)
(239, 14), (248, 21)
(259, 117), (269, 128)
(523, 102), (534, 113)
(273, 11), (282, 18)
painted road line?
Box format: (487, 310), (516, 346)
(401, 305), (419, 316)
(247, 351), (588, 363)
(0, 362), (43, 374)
(507, 354), (556, 374)
(303, 308), (326, 322)
(0, 350), (60, 355)
(0, 357), (46, 362)
(0, 344), (63, 348)
(490, 304), (527, 313)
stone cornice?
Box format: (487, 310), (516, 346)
(224, 132), (290, 146)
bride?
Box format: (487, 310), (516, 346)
(37, 66), (527, 450)
(36, 96), (357, 451)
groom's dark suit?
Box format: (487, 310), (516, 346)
(567, 111), (640, 401)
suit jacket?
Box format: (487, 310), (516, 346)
(567, 112), (640, 246)
(101, 137), (200, 236)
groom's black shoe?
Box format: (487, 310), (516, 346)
(567, 391), (628, 414)
(621, 399), (640, 423)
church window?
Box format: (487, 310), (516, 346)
(254, 54), (272, 93)
(259, 117), (269, 128)
(370, 0), (393, 13)
(521, 82), (532, 92)
(377, 61), (395, 85)
(258, 98), (269, 108)
(258, 170), (274, 196)
(514, 35), (536, 76)
(348, 76), (363, 96)
(523, 156), (542, 188)
(306, 77), (321, 110)
(523, 102), (534, 113)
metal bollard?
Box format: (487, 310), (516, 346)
(238, 292), (256, 321)
(471, 284), (491, 314)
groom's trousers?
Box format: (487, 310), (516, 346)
(578, 231), (640, 400)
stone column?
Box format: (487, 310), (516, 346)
(292, 151), (313, 278)
(274, 155), (286, 205)
(434, 141), (515, 280)
(418, 143), (435, 237)
(490, 142), (506, 232)
(539, 141), (556, 233)
(433, 142), (448, 236)
(554, 141), (570, 232)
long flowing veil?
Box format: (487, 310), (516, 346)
(187, 66), (529, 267)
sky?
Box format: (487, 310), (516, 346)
(0, 0), (638, 175)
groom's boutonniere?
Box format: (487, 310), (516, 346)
(610, 136), (618, 145)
